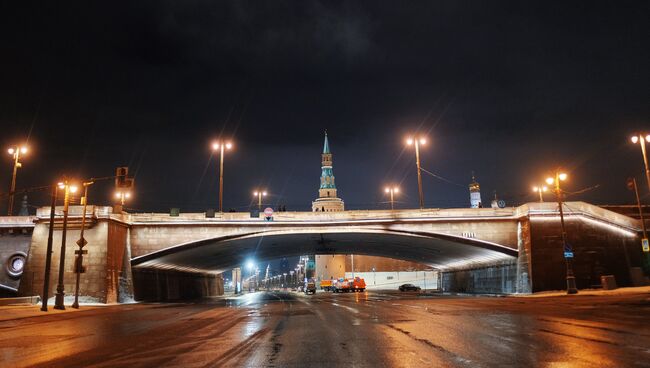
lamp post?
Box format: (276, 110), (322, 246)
(253, 190), (267, 212)
(627, 177), (650, 272)
(546, 171), (578, 294)
(532, 185), (548, 202)
(212, 141), (233, 213)
(384, 186), (399, 210)
(54, 180), (78, 310)
(6, 145), (28, 215)
(406, 137), (427, 209)
(630, 134), (650, 193)
(246, 261), (255, 292)
(72, 180), (94, 309)
(41, 184), (58, 312)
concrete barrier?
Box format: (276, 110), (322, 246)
(601, 275), (617, 290)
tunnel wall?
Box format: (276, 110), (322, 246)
(0, 226), (33, 297)
(529, 216), (644, 291)
(132, 268), (224, 301)
(440, 260), (518, 294)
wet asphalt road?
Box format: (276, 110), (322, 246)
(1, 291), (650, 367)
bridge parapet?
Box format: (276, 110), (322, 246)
(0, 216), (36, 228)
(122, 207), (520, 225)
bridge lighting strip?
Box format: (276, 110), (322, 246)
(529, 213), (637, 237)
(127, 215), (519, 227)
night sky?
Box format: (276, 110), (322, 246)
(1, 1), (649, 213)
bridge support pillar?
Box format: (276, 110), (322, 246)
(516, 219), (533, 293)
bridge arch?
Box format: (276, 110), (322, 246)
(131, 228), (518, 273)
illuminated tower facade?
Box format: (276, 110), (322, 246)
(469, 174), (482, 208)
(312, 132), (344, 212)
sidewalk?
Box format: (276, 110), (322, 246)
(0, 304), (104, 322)
(516, 285), (650, 298)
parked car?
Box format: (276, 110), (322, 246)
(398, 283), (421, 292)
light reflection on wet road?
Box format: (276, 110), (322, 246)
(1, 291), (649, 367)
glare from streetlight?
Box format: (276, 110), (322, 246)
(246, 260), (255, 271)
(69, 186), (78, 193)
(645, 135), (650, 143)
(406, 138), (413, 145)
(631, 136), (639, 143)
(558, 173), (567, 181)
(7, 148), (14, 154)
(225, 142), (233, 149)
(262, 191), (267, 196)
(420, 138), (426, 145)
(546, 177), (554, 185)
(533, 186), (538, 192)
(20, 147), (27, 154)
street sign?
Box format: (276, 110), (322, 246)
(642, 238), (649, 253)
(264, 207), (274, 217)
(74, 249), (88, 255)
(564, 251), (574, 258)
(76, 237), (88, 247)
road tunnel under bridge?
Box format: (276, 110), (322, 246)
(130, 230), (520, 300)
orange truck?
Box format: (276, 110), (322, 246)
(320, 279), (334, 291)
(332, 277), (366, 292)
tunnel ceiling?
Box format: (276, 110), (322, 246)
(131, 230), (517, 273)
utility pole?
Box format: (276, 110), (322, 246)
(54, 180), (78, 310)
(40, 184), (57, 312)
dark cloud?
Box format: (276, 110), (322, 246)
(0, 1), (648, 212)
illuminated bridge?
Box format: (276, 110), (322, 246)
(3, 201), (643, 302)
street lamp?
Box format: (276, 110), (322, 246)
(630, 134), (650, 193)
(406, 136), (427, 209)
(54, 180), (79, 310)
(6, 145), (28, 215)
(532, 185), (548, 202)
(253, 190), (267, 212)
(72, 180), (94, 309)
(384, 186), (399, 210)
(41, 183), (58, 312)
(546, 171), (578, 295)
(115, 190), (131, 206)
(212, 141), (233, 213)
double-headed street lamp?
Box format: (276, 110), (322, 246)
(212, 141), (233, 213)
(406, 136), (427, 209)
(253, 190), (267, 212)
(115, 189), (131, 206)
(630, 134), (650, 193)
(54, 180), (79, 310)
(546, 171), (578, 295)
(384, 186), (399, 210)
(6, 145), (28, 215)
(532, 185), (548, 202)
(72, 180), (94, 309)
